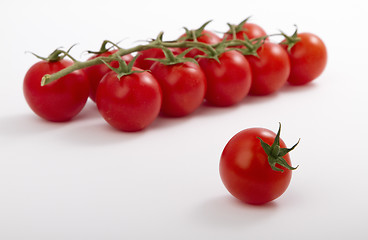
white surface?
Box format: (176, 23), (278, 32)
(1, 0), (368, 239)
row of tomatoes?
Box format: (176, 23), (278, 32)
(23, 20), (327, 132)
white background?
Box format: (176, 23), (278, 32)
(1, 0), (367, 239)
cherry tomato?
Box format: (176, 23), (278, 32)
(245, 42), (290, 95)
(282, 32), (327, 85)
(220, 125), (298, 205)
(180, 30), (221, 58)
(224, 22), (267, 41)
(198, 50), (252, 107)
(23, 59), (89, 122)
(95, 68), (162, 132)
(134, 48), (181, 70)
(83, 49), (133, 102)
(149, 61), (206, 117)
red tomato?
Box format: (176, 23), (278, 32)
(83, 49), (133, 102)
(149, 61), (206, 117)
(282, 32), (327, 85)
(180, 30), (221, 58)
(245, 42), (290, 95)
(134, 48), (181, 70)
(224, 22), (267, 41)
(23, 59), (89, 122)
(220, 126), (297, 205)
(95, 68), (162, 132)
(198, 50), (252, 107)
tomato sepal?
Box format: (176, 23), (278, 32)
(258, 123), (300, 172)
(180, 20), (213, 41)
(101, 54), (146, 79)
(279, 26), (301, 52)
(86, 40), (121, 55)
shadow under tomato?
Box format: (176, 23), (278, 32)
(192, 195), (278, 228)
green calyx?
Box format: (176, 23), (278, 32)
(101, 54), (145, 79)
(280, 26), (301, 52)
(258, 123), (300, 172)
(87, 40), (121, 55)
(232, 34), (266, 57)
(226, 16), (252, 39)
(29, 44), (78, 62)
(146, 32), (201, 65)
(181, 20), (212, 41)
(147, 46), (199, 66)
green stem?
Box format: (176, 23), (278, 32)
(41, 38), (256, 86)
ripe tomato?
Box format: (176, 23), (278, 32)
(23, 59), (89, 122)
(245, 42), (290, 95)
(95, 68), (162, 132)
(282, 32), (327, 85)
(83, 49), (133, 102)
(198, 50), (252, 107)
(223, 22), (267, 41)
(180, 30), (221, 58)
(220, 125), (298, 205)
(149, 61), (206, 117)
(134, 48), (181, 70)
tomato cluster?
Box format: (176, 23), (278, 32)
(23, 19), (327, 132)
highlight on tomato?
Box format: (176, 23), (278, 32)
(23, 48), (89, 122)
(219, 123), (299, 205)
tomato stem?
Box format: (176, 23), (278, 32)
(40, 35), (262, 86)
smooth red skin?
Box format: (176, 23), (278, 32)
(198, 50), (252, 107)
(83, 49), (133, 102)
(150, 61), (206, 117)
(220, 128), (292, 205)
(223, 23), (267, 41)
(23, 60), (89, 122)
(95, 68), (162, 132)
(283, 32), (327, 85)
(134, 48), (182, 70)
(245, 42), (290, 95)
(180, 30), (221, 58)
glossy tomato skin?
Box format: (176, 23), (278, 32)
(95, 68), (162, 132)
(246, 42), (290, 95)
(224, 22), (267, 41)
(283, 32), (327, 85)
(220, 128), (293, 205)
(149, 61), (206, 117)
(180, 30), (221, 58)
(83, 49), (133, 102)
(23, 59), (89, 122)
(198, 50), (252, 107)
(134, 48), (182, 70)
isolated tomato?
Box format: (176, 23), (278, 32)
(282, 32), (327, 85)
(23, 59), (89, 122)
(134, 48), (181, 70)
(95, 68), (162, 132)
(224, 22), (267, 41)
(150, 61), (206, 117)
(198, 50), (252, 107)
(83, 49), (133, 102)
(220, 125), (298, 205)
(180, 29), (221, 58)
(245, 42), (290, 95)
